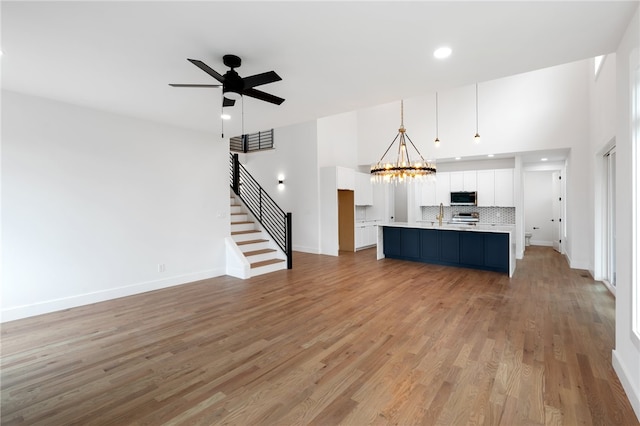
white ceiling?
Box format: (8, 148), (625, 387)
(2, 1), (637, 138)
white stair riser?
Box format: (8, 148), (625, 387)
(230, 204), (242, 212)
(250, 261), (287, 277)
(232, 231), (263, 243)
(238, 241), (270, 252)
(230, 213), (248, 221)
(246, 252), (279, 263)
(231, 222), (255, 232)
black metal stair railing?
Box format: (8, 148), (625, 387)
(230, 130), (274, 153)
(229, 153), (292, 269)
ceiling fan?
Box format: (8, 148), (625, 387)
(169, 54), (285, 107)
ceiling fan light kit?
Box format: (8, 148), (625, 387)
(170, 54), (284, 138)
(169, 54), (285, 107)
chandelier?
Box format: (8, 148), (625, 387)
(370, 100), (436, 183)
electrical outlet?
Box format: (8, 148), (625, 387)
(158, 263), (165, 273)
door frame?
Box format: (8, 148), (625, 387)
(522, 161), (566, 255)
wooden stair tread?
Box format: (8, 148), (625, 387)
(244, 248), (276, 257)
(231, 221), (254, 225)
(251, 258), (285, 268)
(237, 239), (269, 245)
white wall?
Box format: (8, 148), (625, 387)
(239, 120), (321, 254)
(1, 91), (228, 322)
(590, 53), (618, 280)
(317, 111), (358, 168)
(357, 63), (590, 165)
(612, 6), (640, 420)
(319, 167), (339, 256)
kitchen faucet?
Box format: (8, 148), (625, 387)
(436, 202), (444, 226)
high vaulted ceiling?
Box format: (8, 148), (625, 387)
(2, 1), (637, 136)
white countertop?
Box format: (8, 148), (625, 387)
(381, 221), (514, 234)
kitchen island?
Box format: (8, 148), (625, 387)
(377, 222), (516, 277)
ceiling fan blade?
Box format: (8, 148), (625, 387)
(242, 88), (285, 105)
(169, 84), (221, 87)
(187, 59), (224, 83)
(223, 97), (236, 107)
(242, 71), (282, 89)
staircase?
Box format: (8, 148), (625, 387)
(229, 193), (287, 277)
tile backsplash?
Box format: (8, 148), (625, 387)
(421, 205), (515, 225)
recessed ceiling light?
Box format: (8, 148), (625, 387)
(221, 114), (231, 120)
(487, 154), (494, 157)
(433, 47), (452, 59)
(455, 157), (461, 160)
(541, 158), (548, 161)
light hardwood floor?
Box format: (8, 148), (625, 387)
(1, 246), (638, 425)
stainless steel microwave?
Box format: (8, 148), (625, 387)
(450, 191), (477, 206)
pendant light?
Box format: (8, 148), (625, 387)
(370, 100), (436, 184)
(474, 83), (481, 144)
(434, 92), (440, 148)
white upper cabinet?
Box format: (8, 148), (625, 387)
(355, 172), (373, 205)
(463, 171), (477, 191)
(494, 169), (514, 207)
(420, 181), (437, 206)
(450, 171), (477, 191)
(435, 172), (451, 205)
(476, 170), (495, 206)
(415, 168), (514, 207)
(449, 172), (464, 191)
(336, 166), (355, 190)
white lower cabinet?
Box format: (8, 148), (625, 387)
(355, 223), (378, 249)
(367, 225), (378, 246)
(355, 225), (365, 249)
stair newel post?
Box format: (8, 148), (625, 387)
(232, 153), (240, 195)
(286, 212), (292, 269)
(242, 134), (248, 153)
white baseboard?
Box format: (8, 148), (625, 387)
(530, 240), (553, 247)
(293, 245), (321, 254)
(1, 268), (225, 323)
(613, 349), (640, 422)
(601, 279), (616, 296)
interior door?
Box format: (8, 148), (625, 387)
(552, 172), (562, 253)
(338, 190), (355, 252)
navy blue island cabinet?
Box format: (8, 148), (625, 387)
(382, 226), (510, 274)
